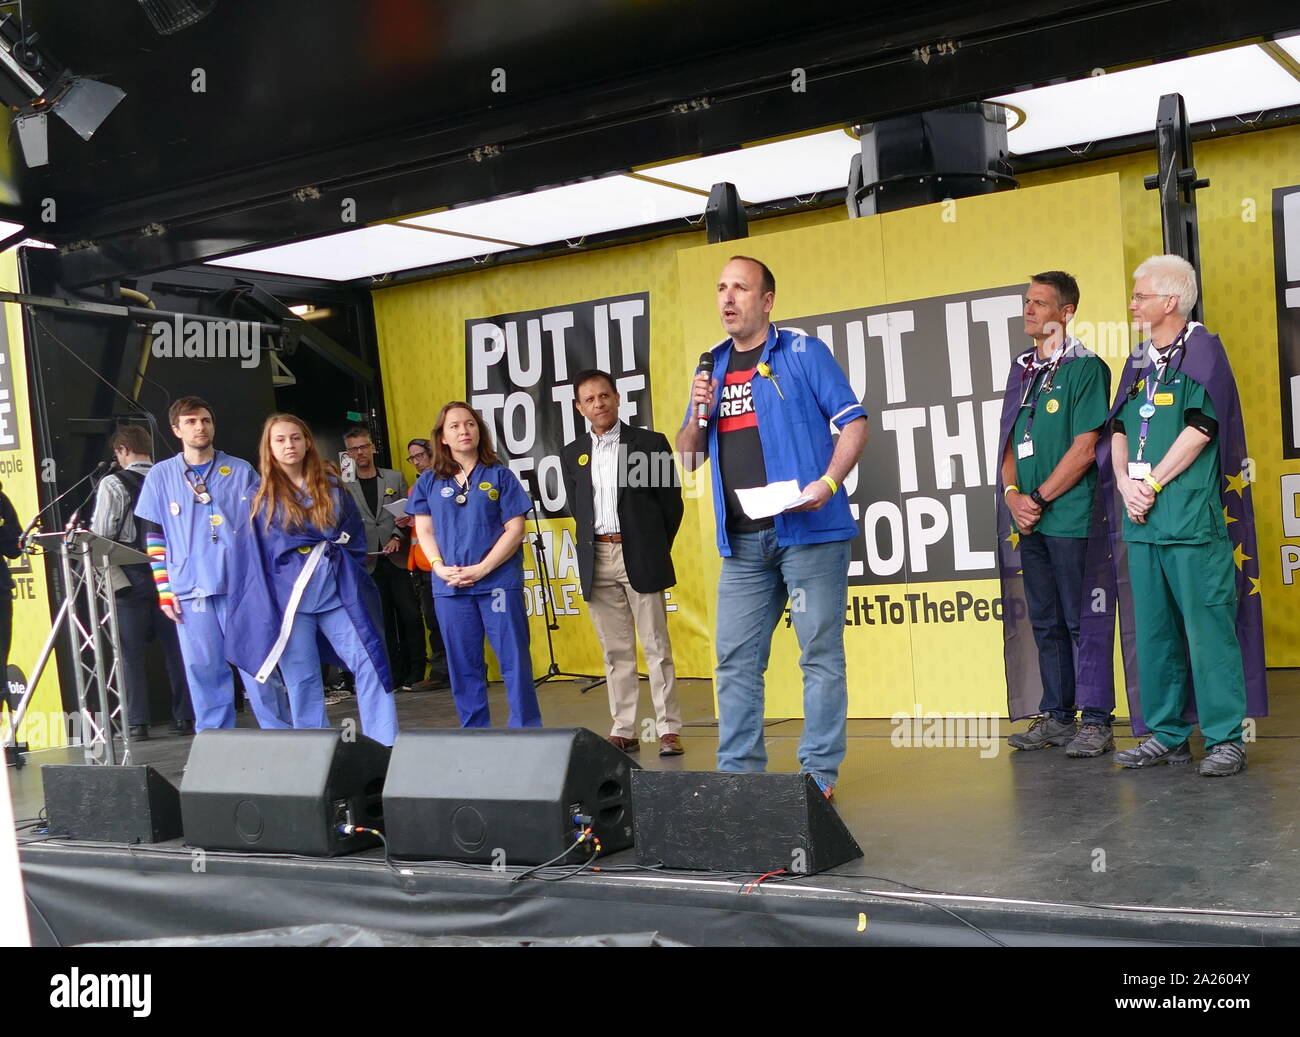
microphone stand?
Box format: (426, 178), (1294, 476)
(18, 462), (115, 554)
(528, 504), (605, 690)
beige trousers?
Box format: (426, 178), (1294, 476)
(587, 541), (681, 738)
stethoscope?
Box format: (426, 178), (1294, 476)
(1126, 330), (1189, 399)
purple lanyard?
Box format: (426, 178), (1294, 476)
(1019, 352), (1063, 440)
(1135, 328), (1187, 461)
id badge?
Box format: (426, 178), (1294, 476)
(1017, 440), (1034, 459)
(1127, 462), (1151, 479)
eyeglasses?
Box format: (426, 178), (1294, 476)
(1130, 293), (1173, 303)
(344, 443), (373, 453)
(406, 452), (428, 463)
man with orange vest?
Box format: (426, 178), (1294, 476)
(401, 437), (449, 690)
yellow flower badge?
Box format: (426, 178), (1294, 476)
(756, 361), (785, 400)
(218, 465), (232, 476)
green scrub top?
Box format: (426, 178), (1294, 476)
(1117, 361), (1224, 545)
(1012, 352), (1110, 538)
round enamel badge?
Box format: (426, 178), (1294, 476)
(218, 465), (232, 476)
(440, 486), (454, 498)
(478, 481), (492, 491)
(298, 545), (312, 554)
(169, 502), (180, 516)
(488, 489), (500, 501)
(578, 454), (589, 466)
(210, 515), (223, 527)
(1046, 399), (1060, 414)
(385, 487), (395, 496)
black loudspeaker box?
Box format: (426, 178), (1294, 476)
(179, 729), (390, 856)
(632, 771), (862, 875)
(383, 727), (637, 864)
(42, 764), (182, 844)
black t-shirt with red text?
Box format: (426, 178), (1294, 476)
(718, 346), (773, 533)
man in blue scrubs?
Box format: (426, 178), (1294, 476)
(135, 396), (291, 731)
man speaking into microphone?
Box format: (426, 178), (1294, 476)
(677, 256), (869, 799)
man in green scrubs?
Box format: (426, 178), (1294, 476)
(1111, 255), (1247, 776)
(1001, 272), (1114, 756)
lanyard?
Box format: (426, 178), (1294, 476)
(1134, 328), (1188, 462)
(184, 457), (219, 542)
(1019, 348), (1065, 441)
(453, 464), (480, 506)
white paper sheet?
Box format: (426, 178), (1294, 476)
(734, 480), (813, 520)
(382, 496), (408, 518)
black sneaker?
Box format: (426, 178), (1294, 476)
(1066, 723), (1115, 758)
(1199, 742), (1246, 777)
(1007, 715), (1076, 750)
(1114, 736), (1191, 768)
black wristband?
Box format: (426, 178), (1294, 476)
(1030, 489), (1050, 509)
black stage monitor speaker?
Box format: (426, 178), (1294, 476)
(383, 727), (637, 864)
(632, 771), (862, 875)
(42, 764), (182, 844)
(180, 729), (390, 856)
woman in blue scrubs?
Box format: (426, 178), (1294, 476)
(409, 402), (542, 727)
(228, 414), (398, 745)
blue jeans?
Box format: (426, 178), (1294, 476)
(1018, 532), (1112, 726)
(715, 531), (850, 785)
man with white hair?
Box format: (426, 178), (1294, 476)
(1107, 254), (1267, 776)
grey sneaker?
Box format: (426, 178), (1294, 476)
(1114, 736), (1192, 768)
(1008, 715), (1077, 750)
(1199, 742), (1246, 777)
(1066, 723), (1115, 758)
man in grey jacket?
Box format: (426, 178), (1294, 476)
(341, 427), (426, 690)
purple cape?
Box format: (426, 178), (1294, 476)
(996, 342), (1118, 720)
(224, 483), (392, 692)
(1097, 323), (1267, 733)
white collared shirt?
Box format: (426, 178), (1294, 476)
(591, 426), (621, 535)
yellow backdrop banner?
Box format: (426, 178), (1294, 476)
(2, 251), (64, 749)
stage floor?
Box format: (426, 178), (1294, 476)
(11, 670), (1300, 946)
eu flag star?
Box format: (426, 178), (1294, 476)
(1225, 471), (1249, 497)
(1223, 506), (1237, 526)
(1249, 576), (1262, 597)
(1233, 542), (1251, 570)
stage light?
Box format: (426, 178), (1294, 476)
(0, 13), (126, 168)
(136, 0), (219, 36)
(209, 224), (515, 281)
(990, 45), (1300, 155)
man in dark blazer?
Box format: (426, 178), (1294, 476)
(561, 370), (685, 756)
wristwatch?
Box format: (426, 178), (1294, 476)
(1030, 489), (1050, 509)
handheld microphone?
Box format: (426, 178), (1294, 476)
(695, 352), (715, 429)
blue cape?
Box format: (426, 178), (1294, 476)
(224, 481), (392, 692)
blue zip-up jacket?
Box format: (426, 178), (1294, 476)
(682, 325), (868, 556)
